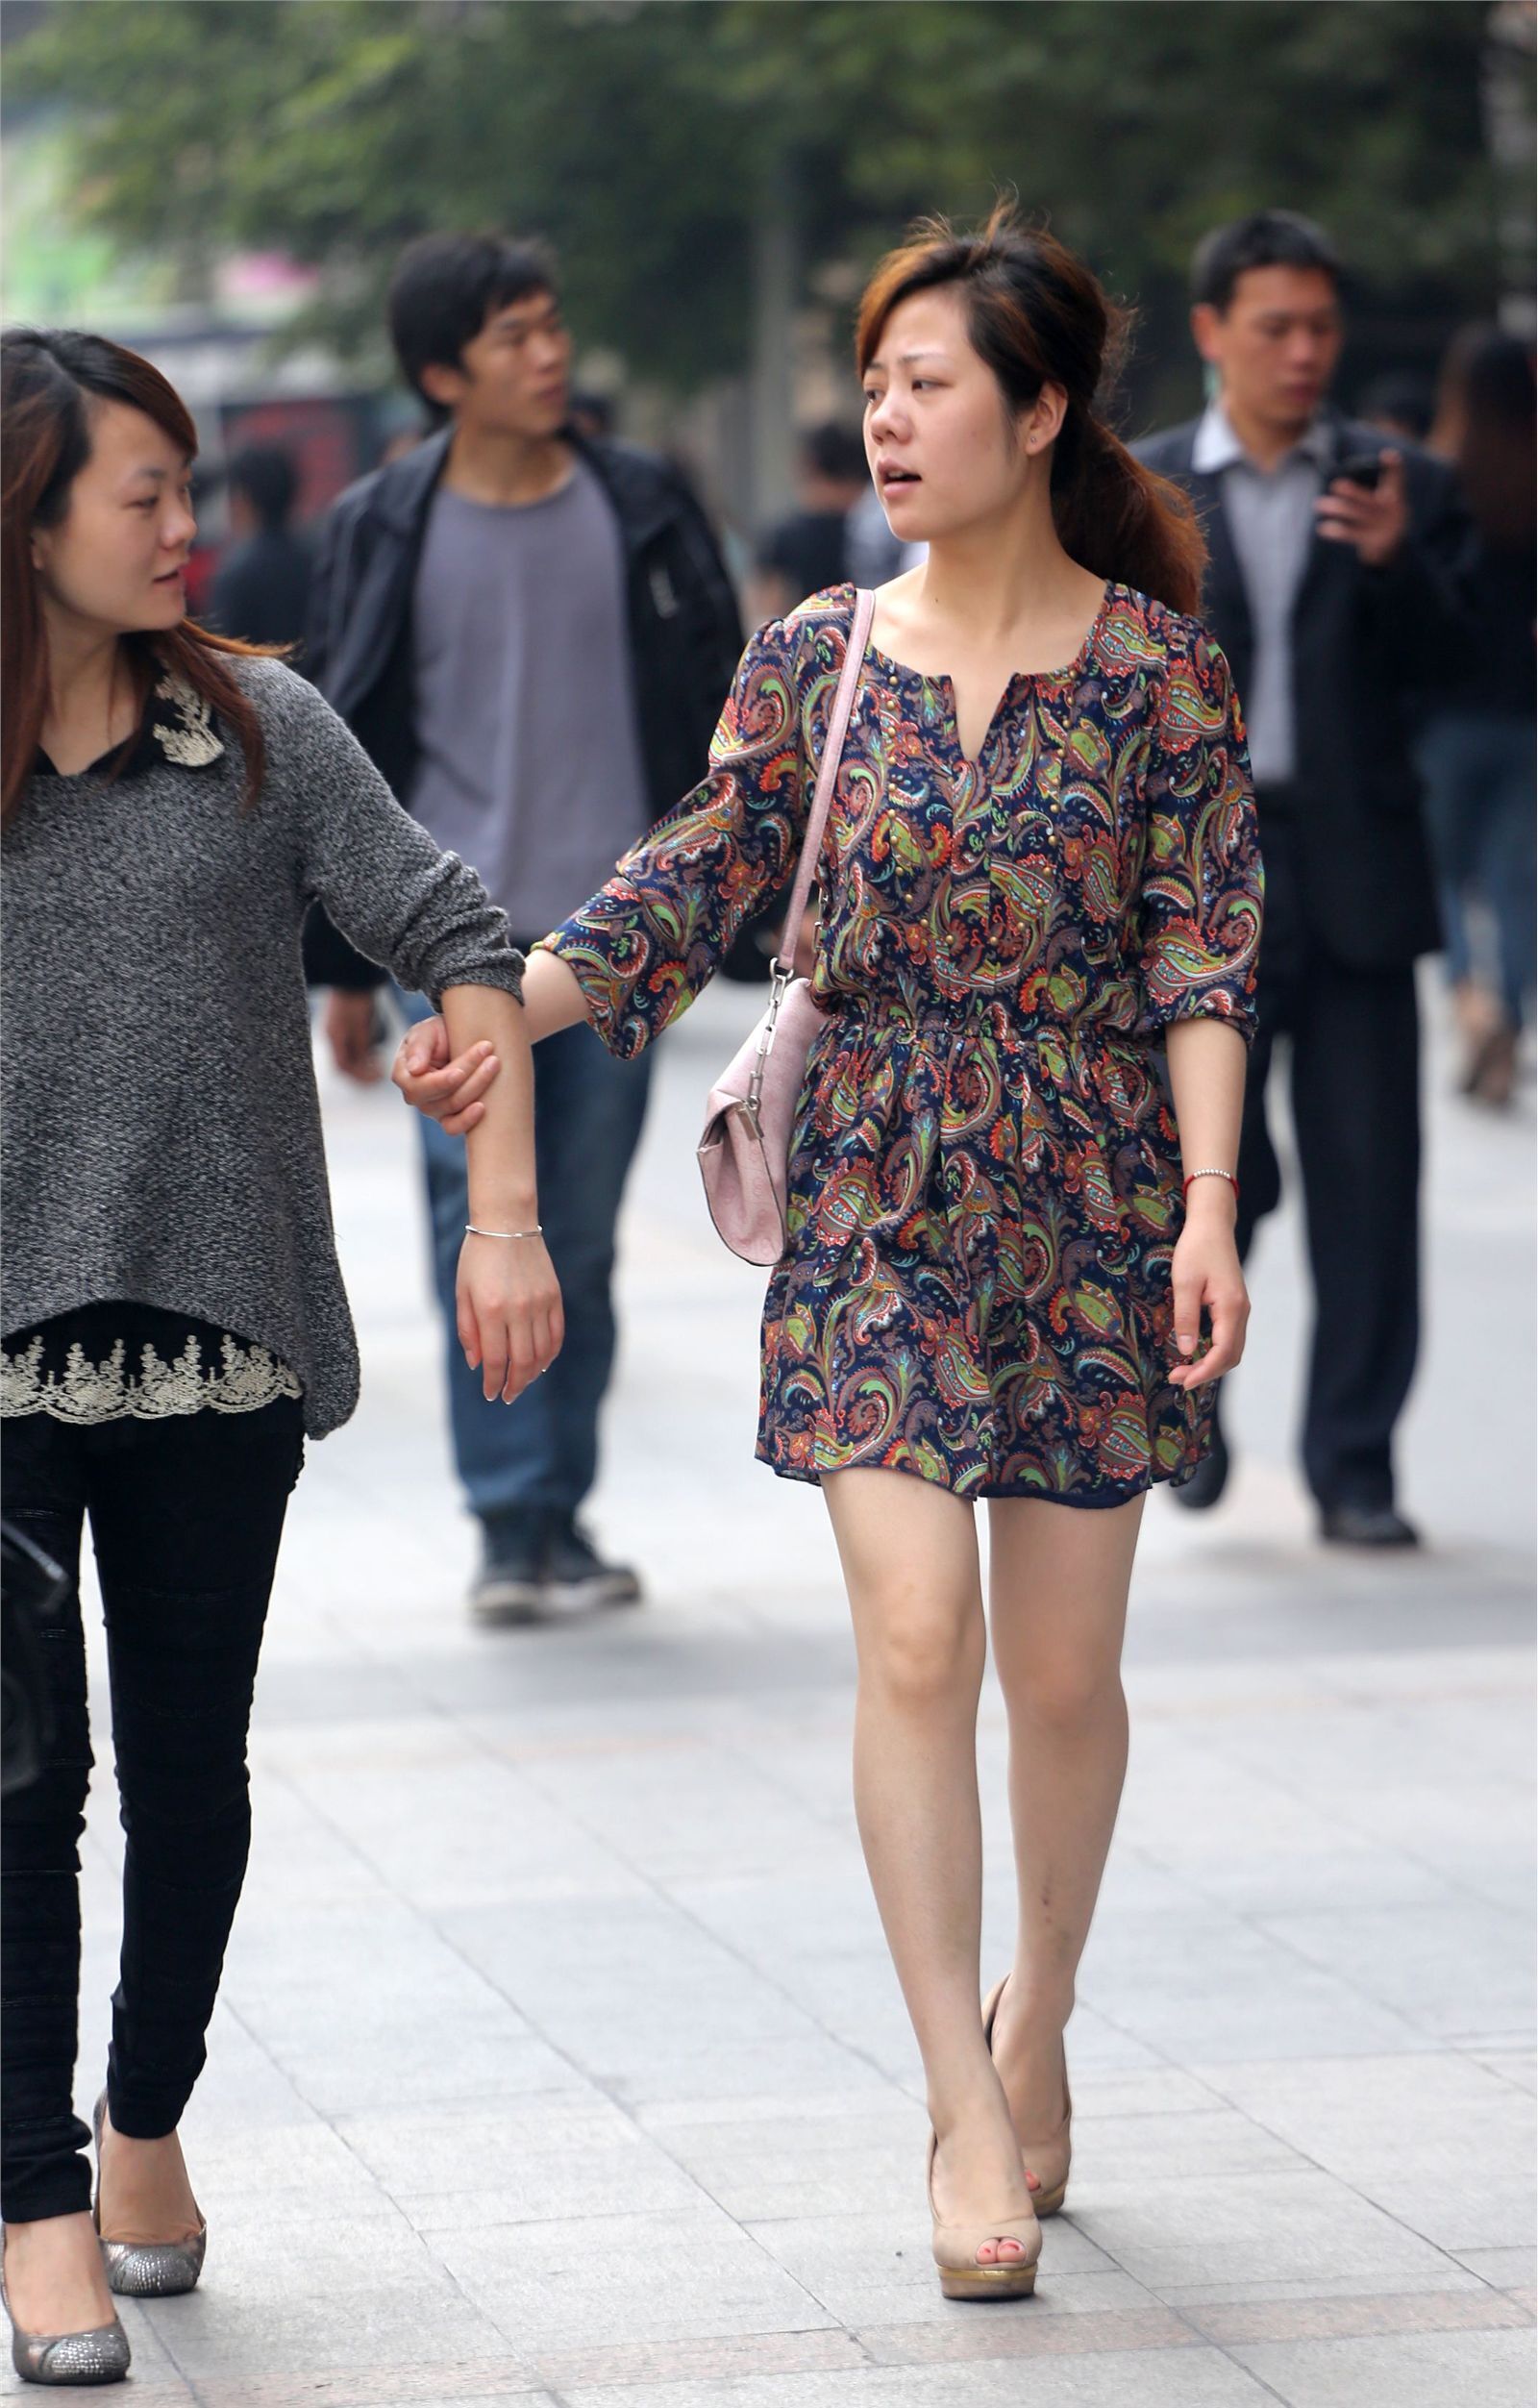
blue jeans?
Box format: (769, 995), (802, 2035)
(1415, 709), (1535, 1027)
(398, 990), (652, 1527)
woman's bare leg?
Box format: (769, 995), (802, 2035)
(985, 1492), (1144, 2179)
(823, 1467), (1035, 2264)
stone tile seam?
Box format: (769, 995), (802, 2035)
(511, 2282), (1537, 2386)
(304, 1726), (860, 2355)
(1208, 1724), (1538, 1927)
(1130, 1805), (1528, 1932)
(422, 1698), (921, 2161)
(188, 1984), (554, 2383)
(131, 2287), (1534, 2408)
(138, 1801), (1517, 2372)
(1129, 1765), (1507, 1999)
(1457, 2046), (1538, 2097)
(1143, 2067), (1520, 2293)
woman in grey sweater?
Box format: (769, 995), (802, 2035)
(0, 329), (558, 2385)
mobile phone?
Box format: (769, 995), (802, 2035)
(1336, 453), (1383, 490)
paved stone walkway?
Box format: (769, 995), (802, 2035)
(57, 979), (1533, 2407)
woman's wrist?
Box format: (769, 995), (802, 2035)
(1181, 1178), (1239, 1228)
(467, 1187), (538, 1227)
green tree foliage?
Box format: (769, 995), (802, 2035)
(12, 0), (1501, 398)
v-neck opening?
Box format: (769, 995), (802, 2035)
(858, 581), (1119, 775)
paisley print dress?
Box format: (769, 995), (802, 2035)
(542, 582), (1262, 1506)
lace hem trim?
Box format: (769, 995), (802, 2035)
(0, 1332), (303, 1424)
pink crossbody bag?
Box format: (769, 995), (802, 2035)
(697, 587), (875, 1266)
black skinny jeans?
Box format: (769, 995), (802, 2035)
(1, 1396), (303, 2222)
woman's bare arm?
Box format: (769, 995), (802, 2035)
(399, 953), (588, 1135)
(1162, 1016), (1250, 1393)
(438, 981), (565, 1399)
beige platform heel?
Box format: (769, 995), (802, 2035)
(983, 1975), (1073, 2218)
(925, 2128), (1041, 2301)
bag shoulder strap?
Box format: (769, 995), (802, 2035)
(773, 587), (875, 971)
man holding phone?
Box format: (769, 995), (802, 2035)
(1137, 210), (1474, 1547)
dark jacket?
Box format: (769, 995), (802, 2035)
(1134, 410), (1476, 970)
(303, 426), (743, 986)
(209, 527), (313, 653)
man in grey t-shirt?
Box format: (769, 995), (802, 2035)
(410, 466), (647, 937)
(308, 234), (742, 1620)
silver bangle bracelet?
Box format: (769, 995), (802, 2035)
(464, 1222), (543, 1241)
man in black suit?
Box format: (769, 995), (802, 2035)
(1136, 211), (1474, 1547)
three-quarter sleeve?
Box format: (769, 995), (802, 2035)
(538, 614), (809, 1058)
(258, 662), (525, 1008)
(1136, 623), (1263, 1041)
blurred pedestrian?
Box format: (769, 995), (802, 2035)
(1416, 324), (1536, 1105)
(207, 442), (312, 651)
(1137, 210), (1476, 1547)
(0, 329), (547, 2386)
(846, 474), (925, 585)
(751, 420), (867, 618)
(305, 233), (741, 1624)
(740, 420), (871, 971)
(569, 387), (615, 442)
(379, 423), (429, 468)
(1358, 370), (1435, 447)
(396, 207), (1262, 2301)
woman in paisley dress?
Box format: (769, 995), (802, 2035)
(399, 210), (1263, 2299)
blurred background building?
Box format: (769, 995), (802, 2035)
(3, 0), (1533, 568)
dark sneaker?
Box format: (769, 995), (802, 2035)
(470, 1515), (547, 1625)
(1320, 1502), (1421, 1549)
(544, 1519), (642, 1612)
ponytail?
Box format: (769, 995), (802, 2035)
(1052, 410), (1205, 618)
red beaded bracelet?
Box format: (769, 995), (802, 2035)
(1182, 1169), (1240, 1202)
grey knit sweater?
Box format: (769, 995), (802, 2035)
(2, 657), (524, 1437)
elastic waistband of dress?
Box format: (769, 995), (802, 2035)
(831, 997), (1141, 1043)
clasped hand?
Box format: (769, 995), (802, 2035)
(391, 1011), (495, 1134)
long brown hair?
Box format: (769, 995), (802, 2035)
(856, 205), (1206, 615)
(2, 328), (276, 819)
(1429, 323), (1536, 553)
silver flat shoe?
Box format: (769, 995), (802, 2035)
(1, 2270), (130, 2388)
(92, 2092), (207, 2297)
